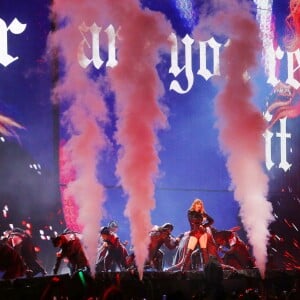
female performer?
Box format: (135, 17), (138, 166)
(181, 198), (214, 271)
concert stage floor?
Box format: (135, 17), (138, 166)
(0, 269), (299, 299)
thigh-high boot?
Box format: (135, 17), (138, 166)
(181, 249), (193, 271)
(201, 248), (209, 268)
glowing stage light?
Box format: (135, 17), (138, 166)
(77, 270), (87, 287)
(291, 223), (299, 231)
(293, 239), (300, 249)
(2, 205), (8, 218)
(52, 276), (60, 283)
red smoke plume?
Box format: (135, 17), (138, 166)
(195, 0), (274, 277)
(48, 0), (109, 272)
(48, 0), (172, 278)
(102, 0), (172, 279)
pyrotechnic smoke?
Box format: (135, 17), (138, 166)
(100, 0), (172, 279)
(195, 0), (274, 277)
(48, 1), (109, 272)
(48, 0), (172, 278)
(59, 141), (82, 233)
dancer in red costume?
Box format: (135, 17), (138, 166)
(7, 228), (46, 276)
(145, 223), (179, 271)
(95, 226), (129, 272)
(51, 230), (90, 276)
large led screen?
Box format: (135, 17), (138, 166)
(0, 0), (299, 274)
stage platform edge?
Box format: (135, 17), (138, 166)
(0, 269), (299, 299)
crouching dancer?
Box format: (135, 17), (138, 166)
(51, 230), (90, 276)
(145, 223), (179, 271)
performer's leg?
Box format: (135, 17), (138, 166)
(181, 236), (197, 271)
(199, 233), (209, 267)
(200, 248), (209, 266)
(153, 250), (164, 271)
(181, 249), (193, 271)
(191, 249), (201, 270)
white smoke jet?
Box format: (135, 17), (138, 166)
(194, 0), (274, 277)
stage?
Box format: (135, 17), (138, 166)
(0, 269), (299, 299)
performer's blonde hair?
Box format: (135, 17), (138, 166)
(189, 198), (205, 213)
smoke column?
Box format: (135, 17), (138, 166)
(48, 0), (172, 278)
(48, 1), (109, 271)
(59, 141), (82, 233)
(195, 0), (274, 277)
(99, 0), (172, 279)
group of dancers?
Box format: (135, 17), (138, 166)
(95, 198), (254, 274)
(0, 198), (255, 280)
